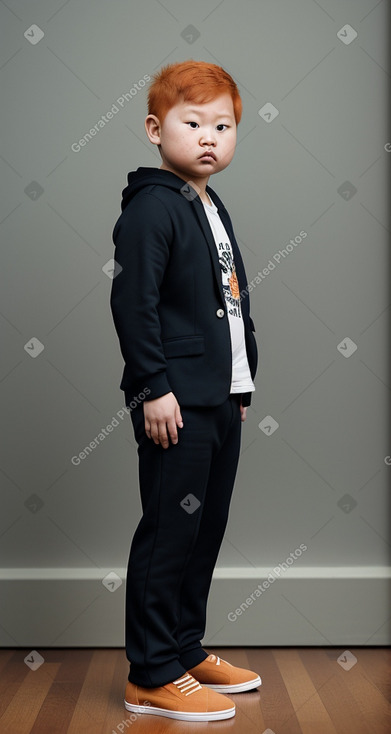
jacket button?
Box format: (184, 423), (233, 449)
(216, 308), (225, 318)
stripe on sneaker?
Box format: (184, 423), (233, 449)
(174, 674), (191, 685)
(173, 674), (202, 695)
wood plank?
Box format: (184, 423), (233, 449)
(347, 647), (391, 704)
(0, 663), (60, 734)
(299, 647), (373, 734)
(247, 647), (302, 733)
(334, 650), (391, 734)
(0, 651), (32, 719)
(29, 648), (94, 734)
(66, 650), (118, 734)
(0, 650), (14, 674)
(273, 649), (338, 734)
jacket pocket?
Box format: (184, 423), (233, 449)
(162, 335), (205, 358)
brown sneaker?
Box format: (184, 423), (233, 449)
(188, 653), (262, 693)
(124, 672), (236, 721)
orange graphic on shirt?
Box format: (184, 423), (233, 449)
(229, 271), (240, 299)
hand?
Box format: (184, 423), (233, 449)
(143, 392), (183, 448)
(240, 402), (247, 422)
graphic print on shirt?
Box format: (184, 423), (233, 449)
(217, 242), (241, 318)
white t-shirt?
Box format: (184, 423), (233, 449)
(202, 194), (255, 395)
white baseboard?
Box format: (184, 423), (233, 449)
(0, 567), (389, 647)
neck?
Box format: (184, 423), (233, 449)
(159, 163), (210, 199)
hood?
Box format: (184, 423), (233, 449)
(120, 166), (196, 212)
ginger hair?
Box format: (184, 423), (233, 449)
(147, 60), (242, 125)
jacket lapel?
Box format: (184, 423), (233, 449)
(190, 192), (250, 322)
(191, 199), (227, 307)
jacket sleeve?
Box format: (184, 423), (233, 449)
(110, 192), (174, 401)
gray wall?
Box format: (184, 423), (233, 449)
(1, 0), (390, 649)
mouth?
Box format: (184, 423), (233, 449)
(199, 151), (216, 162)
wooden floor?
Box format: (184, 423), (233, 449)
(0, 647), (390, 733)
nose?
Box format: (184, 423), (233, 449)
(200, 127), (216, 146)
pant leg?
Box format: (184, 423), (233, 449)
(125, 399), (223, 688)
(176, 393), (242, 670)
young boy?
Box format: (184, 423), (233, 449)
(110, 60), (261, 722)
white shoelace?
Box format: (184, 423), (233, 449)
(208, 654), (233, 667)
(173, 673), (202, 696)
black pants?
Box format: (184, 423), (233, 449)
(125, 392), (243, 688)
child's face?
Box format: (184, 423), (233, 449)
(145, 93), (237, 185)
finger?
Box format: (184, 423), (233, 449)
(157, 421), (170, 448)
(167, 418), (178, 445)
(176, 406), (183, 428)
(149, 421), (160, 445)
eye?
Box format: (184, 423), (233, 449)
(216, 124), (228, 131)
(186, 121), (199, 129)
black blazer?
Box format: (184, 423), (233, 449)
(110, 168), (258, 408)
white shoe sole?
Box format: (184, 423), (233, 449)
(203, 675), (262, 693)
(124, 700), (236, 721)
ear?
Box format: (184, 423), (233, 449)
(145, 114), (162, 145)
